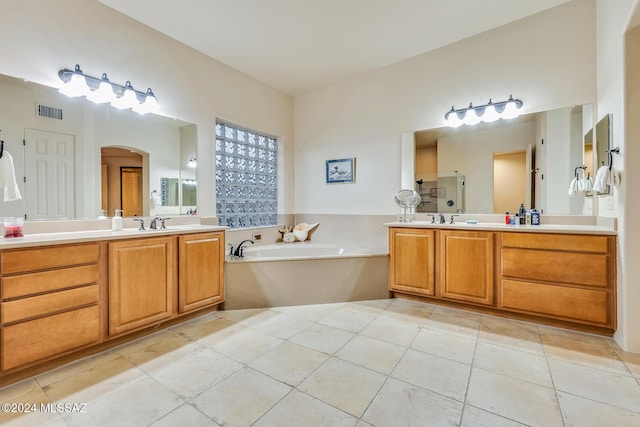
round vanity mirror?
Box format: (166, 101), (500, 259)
(394, 189), (421, 222)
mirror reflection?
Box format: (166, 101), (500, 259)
(0, 73), (197, 220)
(407, 104), (593, 215)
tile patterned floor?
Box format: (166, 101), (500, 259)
(1, 298), (640, 426)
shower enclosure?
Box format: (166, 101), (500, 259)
(415, 171), (465, 213)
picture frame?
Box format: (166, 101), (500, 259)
(326, 157), (356, 184)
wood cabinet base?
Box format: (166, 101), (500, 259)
(391, 291), (615, 336)
(0, 304), (221, 387)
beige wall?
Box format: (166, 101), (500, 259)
(493, 151), (526, 214)
(415, 147), (437, 177)
(294, 0), (596, 215)
(0, 0), (294, 218)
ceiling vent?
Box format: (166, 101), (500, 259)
(37, 104), (63, 120)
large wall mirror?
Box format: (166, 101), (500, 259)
(0, 73), (197, 220)
(403, 104), (595, 215)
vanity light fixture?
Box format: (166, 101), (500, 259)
(187, 157), (197, 168)
(445, 95), (523, 127)
(58, 64), (159, 114)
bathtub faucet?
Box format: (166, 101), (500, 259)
(233, 239), (255, 258)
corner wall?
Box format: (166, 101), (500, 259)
(596, 0), (639, 352)
(0, 0), (294, 218)
(293, 0), (596, 215)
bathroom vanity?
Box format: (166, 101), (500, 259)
(388, 222), (617, 335)
(0, 225), (225, 384)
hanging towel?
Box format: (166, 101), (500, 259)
(568, 177), (578, 196)
(609, 166), (621, 187)
(0, 150), (22, 201)
(593, 165), (609, 193)
(584, 175), (594, 191)
(151, 192), (162, 206)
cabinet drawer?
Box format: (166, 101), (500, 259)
(2, 264), (98, 299)
(502, 248), (608, 287)
(502, 233), (608, 253)
(2, 305), (100, 370)
(1, 243), (99, 274)
(1, 285), (98, 324)
(501, 279), (609, 325)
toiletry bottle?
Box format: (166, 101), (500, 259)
(525, 210), (531, 226)
(112, 209), (123, 231)
(515, 213), (520, 227)
(98, 209), (107, 220)
(518, 203), (526, 225)
(531, 209), (541, 226)
(505, 212), (510, 225)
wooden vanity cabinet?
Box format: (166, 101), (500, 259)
(389, 227), (617, 334)
(108, 236), (175, 336)
(438, 230), (495, 305)
(389, 228), (435, 296)
(178, 232), (225, 313)
(499, 232), (616, 329)
(0, 243), (102, 371)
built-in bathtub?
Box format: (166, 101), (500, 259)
(224, 242), (389, 309)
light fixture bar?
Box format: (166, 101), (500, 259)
(58, 64), (158, 114)
(445, 95), (523, 127)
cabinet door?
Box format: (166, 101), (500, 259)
(389, 228), (435, 296)
(109, 237), (174, 336)
(439, 230), (494, 305)
(178, 232), (224, 313)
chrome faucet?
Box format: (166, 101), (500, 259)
(233, 239), (255, 257)
(149, 217), (170, 230)
(439, 213), (446, 224)
(449, 214), (460, 224)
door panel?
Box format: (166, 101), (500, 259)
(24, 129), (75, 220)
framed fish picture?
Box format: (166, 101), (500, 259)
(326, 157), (356, 184)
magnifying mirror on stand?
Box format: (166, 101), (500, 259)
(394, 189), (421, 223)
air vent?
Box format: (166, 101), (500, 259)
(37, 104), (63, 120)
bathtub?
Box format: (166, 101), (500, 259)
(241, 242), (371, 261)
(225, 242), (389, 309)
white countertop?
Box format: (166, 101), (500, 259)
(385, 221), (617, 235)
(0, 224), (227, 249)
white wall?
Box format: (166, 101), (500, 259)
(437, 122), (535, 213)
(294, 0), (596, 214)
(596, 0), (640, 352)
(0, 0), (294, 218)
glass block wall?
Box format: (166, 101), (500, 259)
(215, 121), (278, 228)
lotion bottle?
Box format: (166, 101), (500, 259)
(112, 209), (123, 231)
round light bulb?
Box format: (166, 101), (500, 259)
(111, 81), (139, 110)
(59, 65), (89, 97)
(482, 103), (500, 122)
(463, 107), (481, 125)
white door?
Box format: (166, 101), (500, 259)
(24, 129), (75, 220)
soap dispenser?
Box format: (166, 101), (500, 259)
(112, 209), (123, 231)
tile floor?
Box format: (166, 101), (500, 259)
(1, 298), (640, 426)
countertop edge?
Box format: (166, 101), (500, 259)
(0, 225), (228, 249)
(384, 222), (617, 235)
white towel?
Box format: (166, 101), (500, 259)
(151, 192), (162, 206)
(609, 166), (621, 187)
(568, 177), (578, 196)
(593, 165), (609, 193)
(584, 175), (593, 191)
(0, 150), (22, 201)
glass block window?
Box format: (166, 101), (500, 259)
(216, 121), (278, 228)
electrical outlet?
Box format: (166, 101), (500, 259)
(252, 233), (262, 242)
(607, 196), (614, 210)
